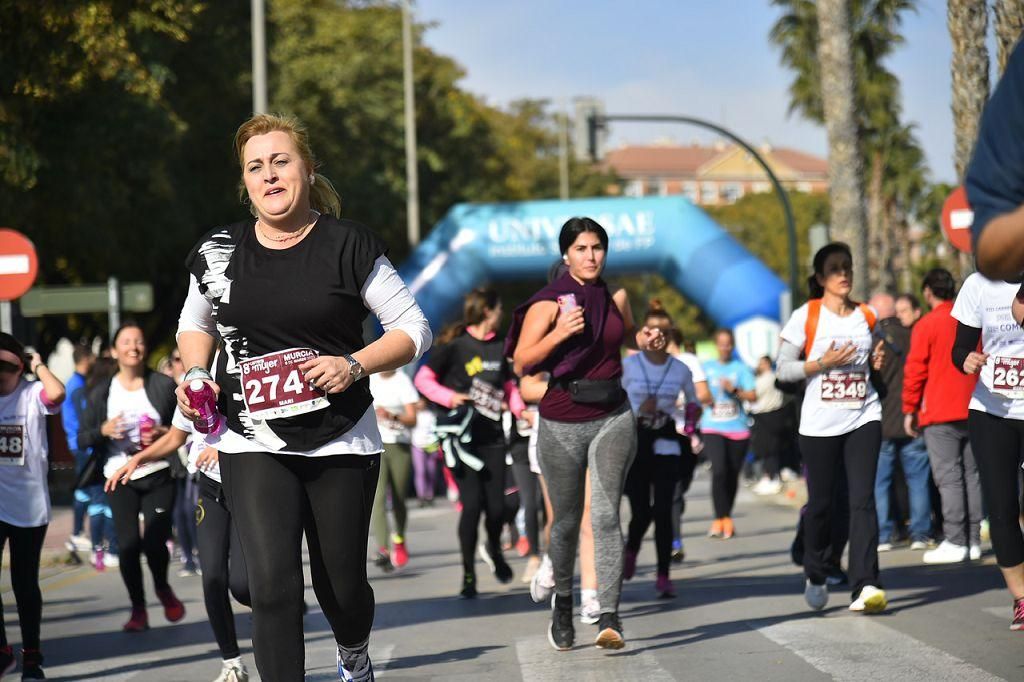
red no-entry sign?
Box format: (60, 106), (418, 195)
(941, 186), (973, 254)
(0, 228), (39, 301)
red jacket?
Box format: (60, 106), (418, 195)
(902, 300), (978, 426)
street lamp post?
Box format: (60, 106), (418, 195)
(402, 0), (421, 248)
(589, 113), (801, 301)
(251, 0), (267, 114)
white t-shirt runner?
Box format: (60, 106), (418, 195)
(102, 379), (167, 481)
(780, 302), (882, 438)
(171, 408), (224, 483)
(0, 380), (61, 528)
(622, 353), (697, 456)
(951, 272), (1024, 420)
(369, 371), (420, 444)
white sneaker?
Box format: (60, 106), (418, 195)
(580, 595), (601, 624)
(104, 553), (120, 568)
(804, 580), (828, 611)
(910, 540), (929, 551)
(923, 540), (968, 564)
(969, 544), (982, 561)
(213, 659), (249, 682)
(66, 533), (91, 552)
(780, 467), (799, 482)
(850, 585), (887, 613)
(752, 478), (783, 496)
(877, 542), (893, 553)
(530, 554), (555, 603)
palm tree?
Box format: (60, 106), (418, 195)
(815, 0), (869, 298)
(772, 0), (919, 294)
(995, 0), (1024, 74)
(948, 0), (990, 181)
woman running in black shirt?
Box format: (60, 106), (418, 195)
(177, 113), (430, 682)
(415, 288), (523, 597)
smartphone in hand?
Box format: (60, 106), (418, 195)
(556, 293), (578, 316)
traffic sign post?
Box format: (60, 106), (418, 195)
(941, 185), (973, 253)
(0, 228), (39, 333)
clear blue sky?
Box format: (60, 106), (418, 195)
(420, 0), (962, 183)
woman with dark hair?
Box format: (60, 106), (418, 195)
(79, 321), (183, 632)
(775, 242), (887, 614)
(176, 113), (430, 680)
(621, 300), (698, 599)
(506, 216), (665, 651)
(699, 328), (757, 539)
(0, 334), (65, 680)
(415, 288), (520, 597)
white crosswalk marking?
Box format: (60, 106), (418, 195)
(515, 635), (675, 682)
(756, 617), (1003, 681)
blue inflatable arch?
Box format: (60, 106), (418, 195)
(399, 196), (786, 335)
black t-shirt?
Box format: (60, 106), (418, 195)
(426, 332), (511, 444)
(185, 214), (387, 452)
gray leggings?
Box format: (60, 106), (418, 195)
(538, 405), (637, 613)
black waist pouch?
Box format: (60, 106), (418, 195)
(561, 378), (624, 405)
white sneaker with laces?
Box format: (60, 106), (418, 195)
(849, 585), (887, 613)
(104, 553), (120, 568)
(530, 554), (555, 603)
(213, 658), (249, 682)
(923, 539), (968, 564)
(877, 542), (893, 552)
(969, 544), (982, 561)
(804, 580), (828, 611)
(580, 595), (601, 624)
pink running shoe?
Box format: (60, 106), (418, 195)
(392, 539), (409, 568)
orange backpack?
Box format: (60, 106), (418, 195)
(802, 299), (877, 359)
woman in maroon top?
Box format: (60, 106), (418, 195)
(507, 217), (665, 652)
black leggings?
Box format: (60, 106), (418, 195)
(625, 439), (681, 575)
(107, 469), (176, 607)
(752, 408), (790, 479)
(671, 446), (697, 543)
(220, 451), (380, 682)
(968, 410), (1024, 567)
(196, 473), (251, 660)
(511, 459), (542, 556)
(453, 443), (507, 575)
(800, 421), (881, 597)
(0, 522), (47, 651)
(704, 434), (749, 518)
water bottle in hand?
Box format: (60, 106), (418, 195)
(185, 380), (221, 434)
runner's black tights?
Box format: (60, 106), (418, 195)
(0, 522), (46, 651)
(968, 410), (1024, 568)
(221, 451), (380, 682)
(454, 443), (508, 575)
(107, 469), (176, 607)
(195, 473), (251, 660)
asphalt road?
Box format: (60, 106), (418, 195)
(2, 471), (1021, 681)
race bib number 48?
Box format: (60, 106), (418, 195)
(992, 357), (1024, 399)
(0, 424), (25, 466)
(820, 371), (867, 408)
(239, 348), (330, 421)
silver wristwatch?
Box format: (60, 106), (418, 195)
(342, 354), (366, 382)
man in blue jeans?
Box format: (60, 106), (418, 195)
(868, 294), (933, 550)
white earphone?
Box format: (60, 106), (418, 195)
(309, 175), (316, 185)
